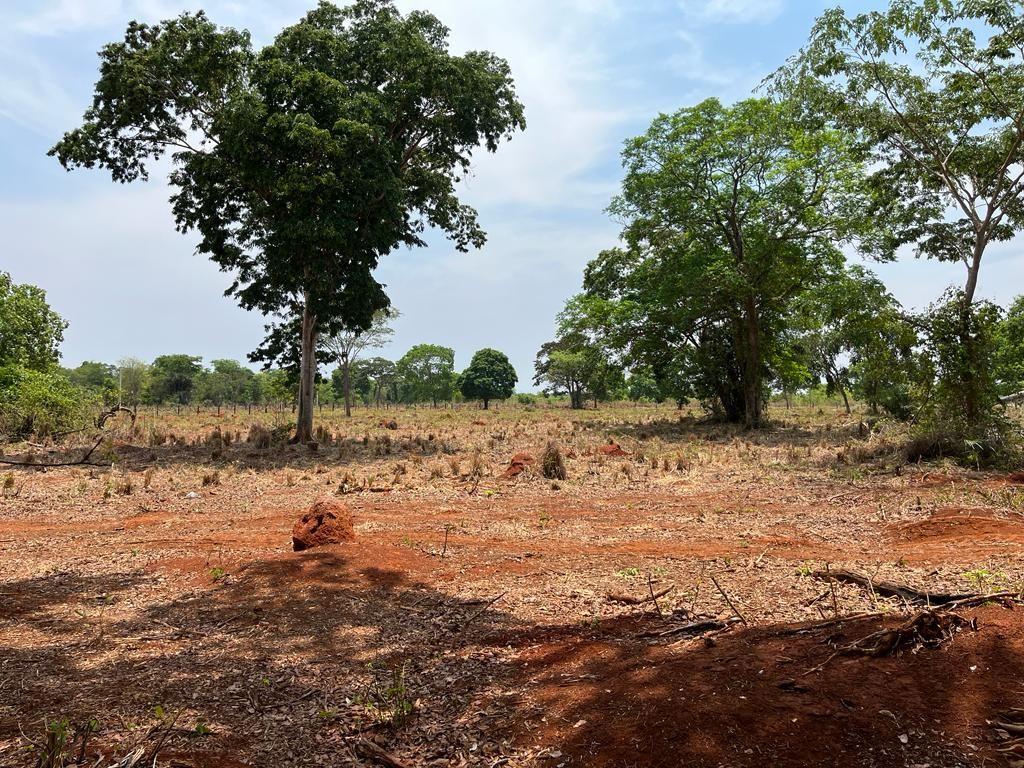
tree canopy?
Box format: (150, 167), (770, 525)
(397, 344), (455, 406)
(778, 0), (1024, 306)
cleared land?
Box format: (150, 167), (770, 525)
(2, 404), (1024, 768)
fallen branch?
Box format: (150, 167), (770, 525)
(638, 617), (740, 639)
(356, 739), (412, 768)
(453, 591), (507, 632)
(606, 584), (674, 606)
(710, 574), (747, 626)
(0, 436), (107, 468)
(812, 568), (976, 605)
(803, 609), (976, 676)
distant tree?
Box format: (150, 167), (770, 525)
(66, 361), (117, 402)
(256, 369), (295, 406)
(797, 266), (915, 416)
(323, 309), (398, 417)
(196, 359), (258, 407)
(148, 355), (203, 405)
(533, 335), (619, 410)
(51, 1), (524, 444)
(349, 357), (398, 406)
(995, 296), (1024, 398)
(397, 345), (455, 406)
(116, 357), (149, 407)
(626, 368), (662, 403)
(0, 272), (67, 372)
(459, 348), (517, 409)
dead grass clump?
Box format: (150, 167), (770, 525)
(205, 427), (224, 449)
(202, 470), (221, 487)
(542, 441), (568, 480)
(247, 424), (272, 449)
(448, 457), (461, 477)
(469, 449), (488, 479)
(114, 471), (134, 496)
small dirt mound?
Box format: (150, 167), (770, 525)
(501, 452), (535, 480)
(292, 497), (355, 551)
(597, 441), (628, 457)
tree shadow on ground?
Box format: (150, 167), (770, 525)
(2, 547), (1021, 768)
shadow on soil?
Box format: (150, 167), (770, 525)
(2, 548), (1021, 767)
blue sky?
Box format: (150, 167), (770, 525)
(1, 0), (1020, 385)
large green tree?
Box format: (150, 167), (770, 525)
(779, 0), (1024, 441)
(459, 348), (517, 409)
(599, 98), (871, 426)
(0, 272), (68, 372)
(51, 0), (525, 444)
(397, 344), (454, 406)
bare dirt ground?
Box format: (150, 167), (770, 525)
(2, 403), (1024, 767)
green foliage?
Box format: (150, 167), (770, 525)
(781, 0), (1024, 304)
(913, 290), (1016, 461)
(116, 357), (149, 407)
(51, 0), (524, 442)
(797, 265), (918, 418)
(195, 359), (259, 406)
(397, 345), (455, 406)
(458, 348), (517, 408)
(0, 365), (97, 440)
(534, 333), (619, 410)
(256, 368), (295, 405)
(995, 296), (1024, 397)
(0, 272), (68, 372)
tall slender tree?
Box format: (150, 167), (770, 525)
(323, 309), (398, 417)
(50, 0), (525, 443)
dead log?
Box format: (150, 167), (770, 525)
(812, 568), (975, 605)
(638, 617), (739, 639)
(357, 738), (412, 768)
(606, 585), (674, 605)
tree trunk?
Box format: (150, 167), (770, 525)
(343, 356), (352, 418)
(742, 296), (764, 428)
(483, 398), (489, 410)
(294, 297), (317, 444)
(839, 386), (851, 415)
(964, 237), (986, 306)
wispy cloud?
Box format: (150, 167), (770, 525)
(679, 0), (784, 25)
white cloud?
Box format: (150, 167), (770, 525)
(679, 0), (784, 24)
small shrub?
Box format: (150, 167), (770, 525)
(541, 441), (567, 480)
(246, 424), (272, 449)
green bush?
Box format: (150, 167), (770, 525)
(0, 365), (97, 440)
(516, 393), (537, 405)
